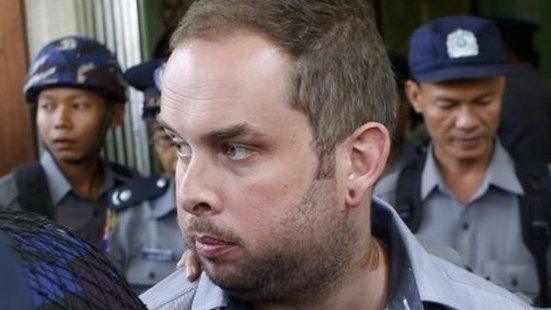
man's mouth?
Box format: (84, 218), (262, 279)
(194, 234), (238, 259)
(454, 136), (482, 148)
(52, 138), (76, 149)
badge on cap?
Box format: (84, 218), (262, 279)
(446, 28), (479, 58)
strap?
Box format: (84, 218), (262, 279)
(395, 144), (427, 233)
(108, 162), (139, 187)
(12, 163), (54, 220)
(514, 160), (551, 307)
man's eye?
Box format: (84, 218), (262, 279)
(175, 142), (192, 159)
(39, 102), (54, 111)
(477, 99), (492, 106)
(437, 101), (456, 109)
(225, 144), (251, 160)
(72, 102), (89, 109)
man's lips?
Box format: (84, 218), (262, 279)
(194, 234), (237, 259)
(52, 138), (76, 149)
(454, 136), (482, 148)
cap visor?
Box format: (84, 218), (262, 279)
(413, 64), (508, 83)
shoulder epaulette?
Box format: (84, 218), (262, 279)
(109, 175), (170, 212)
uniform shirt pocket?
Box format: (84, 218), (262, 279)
(484, 260), (539, 301)
(126, 248), (177, 289)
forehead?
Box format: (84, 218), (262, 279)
(38, 87), (105, 102)
(160, 32), (298, 137)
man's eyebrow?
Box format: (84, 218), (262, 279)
(156, 117), (178, 135)
(155, 118), (265, 142)
(434, 95), (458, 103)
(203, 123), (265, 143)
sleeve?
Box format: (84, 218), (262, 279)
(0, 173), (22, 210)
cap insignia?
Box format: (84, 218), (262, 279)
(446, 28), (479, 58)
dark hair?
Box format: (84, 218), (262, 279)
(170, 0), (397, 175)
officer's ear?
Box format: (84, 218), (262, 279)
(405, 80), (423, 114)
(343, 122), (390, 209)
(496, 76), (507, 99)
(110, 103), (125, 128)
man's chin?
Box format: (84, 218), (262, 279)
(203, 262), (255, 292)
(50, 149), (97, 165)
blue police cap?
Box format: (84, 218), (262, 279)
(408, 16), (507, 83)
(124, 59), (164, 95)
(124, 59), (165, 119)
(24, 36), (127, 104)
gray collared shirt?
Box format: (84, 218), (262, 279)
(0, 151), (135, 249)
(107, 180), (187, 294)
(140, 197), (530, 309)
(375, 140), (550, 301)
(41, 151), (116, 248)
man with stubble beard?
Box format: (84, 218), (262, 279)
(140, 1), (531, 309)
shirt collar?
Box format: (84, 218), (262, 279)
(40, 151), (115, 204)
(421, 146), (444, 200)
(421, 140), (524, 201)
(148, 179), (177, 219)
(483, 140), (523, 196)
(41, 151), (72, 205)
(192, 275), (248, 310)
(371, 197), (466, 309)
(192, 275), (227, 310)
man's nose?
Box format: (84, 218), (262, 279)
(455, 105), (478, 131)
(53, 106), (71, 129)
(175, 156), (222, 218)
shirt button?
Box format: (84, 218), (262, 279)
(466, 266), (473, 272)
(462, 222), (470, 230)
(512, 278), (518, 287)
(149, 272), (156, 279)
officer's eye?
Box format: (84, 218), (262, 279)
(437, 100), (457, 109)
(476, 98), (492, 106)
(72, 101), (89, 109)
(38, 102), (55, 111)
(225, 144), (252, 160)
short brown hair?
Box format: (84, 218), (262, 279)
(170, 0), (397, 175)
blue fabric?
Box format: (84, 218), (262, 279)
(24, 36), (126, 103)
(409, 16), (507, 82)
(124, 59), (164, 94)
(0, 235), (33, 310)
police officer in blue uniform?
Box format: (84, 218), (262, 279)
(0, 36), (138, 250)
(375, 16), (551, 306)
(107, 59), (186, 294)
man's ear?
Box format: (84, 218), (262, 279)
(405, 80), (423, 114)
(344, 122), (390, 208)
(110, 103), (125, 128)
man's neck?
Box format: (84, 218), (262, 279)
(252, 237), (390, 310)
(433, 145), (494, 204)
(56, 156), (104, 199)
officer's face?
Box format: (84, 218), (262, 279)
(36, 88), (109, 164)
(152, 123), (178, 176)
(406, 77), (505, 163)
(160, 33), (355, 300)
